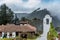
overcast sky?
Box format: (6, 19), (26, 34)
(0, 0), (60, 19)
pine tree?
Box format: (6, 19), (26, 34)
(0, 4), (14, 25)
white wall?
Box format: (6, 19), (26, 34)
(36, 14), (52, 40)
(41, 14), (52, 40)
(7, 32), (9, 38)
(12, 32), (16, 38)
(2, 32), (4, 38)
(43, 14), (52, 34)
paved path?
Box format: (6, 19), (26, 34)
(36, 35), (58, 40)
(36, 34), (47, 40)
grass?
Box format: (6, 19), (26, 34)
(27, 39), (36, 40)
(0, 38), (36, 40)
(0, 38), (13, 40)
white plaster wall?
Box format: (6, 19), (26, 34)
(7, 32), (9, 38)
(36, 14), (52, 40)
(2, 32), (4, 38)
(43, 14), (52, 34)
(41, 14), (52, 40)
(12, 32), (16, 38)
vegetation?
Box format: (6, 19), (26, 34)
(55, 27), (60, 31)
(13, 14), (19, 25)
(0, 4), (14, 25)
(0, 38), (35, 40)
(0, 38), (13, 40)
(21, 17), (30, 21)
(47, 22), (58, 40)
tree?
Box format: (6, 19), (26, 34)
(21, 17), (27, 21)
(55, 27), (60, 31)
(14, 14), (19, 25)
(0, 4), (14, 25)
(47, 22), (58, 40)
(33, 18), (37, 20)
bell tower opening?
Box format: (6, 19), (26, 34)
(46, 19), (49, 24)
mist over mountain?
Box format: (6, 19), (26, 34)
(28, 8), (60, 28)
(15, 8), (60, 29)
(15, 13), (29, 20)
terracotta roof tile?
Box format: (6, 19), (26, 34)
(0, 24), (36, 32)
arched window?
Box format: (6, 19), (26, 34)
(46, 19), (49, 24)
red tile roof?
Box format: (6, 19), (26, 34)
(0, 24), (36, 32)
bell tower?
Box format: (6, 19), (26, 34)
(39, 14), (52, 40)
(43, 14), (52, 34)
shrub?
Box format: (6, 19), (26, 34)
(47, 22), (58, 40)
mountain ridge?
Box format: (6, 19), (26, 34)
(15, 8), (60, 31)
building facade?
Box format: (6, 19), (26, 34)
(0, 22), (36, 38)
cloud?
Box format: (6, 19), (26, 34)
(0, 0), (60, 19)
(0, 0), (41, 13)
(35, 0), (60, 19)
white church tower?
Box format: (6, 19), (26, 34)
(36, 14), (59, 40)
(36, 14), (52, 40)
(43, 14), (52, 35)
(42, 14), (52, 40)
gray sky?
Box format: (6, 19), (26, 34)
(0, 0), (60, 19)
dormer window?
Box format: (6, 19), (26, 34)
(24, 24), (27, 26)
(20, 21), (28, 26)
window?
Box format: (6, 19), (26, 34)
(9, 33), (12, 36)
(4, 33), (7, 38)
(46, 19), (49, 24)
(16, 32), (19, 36)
